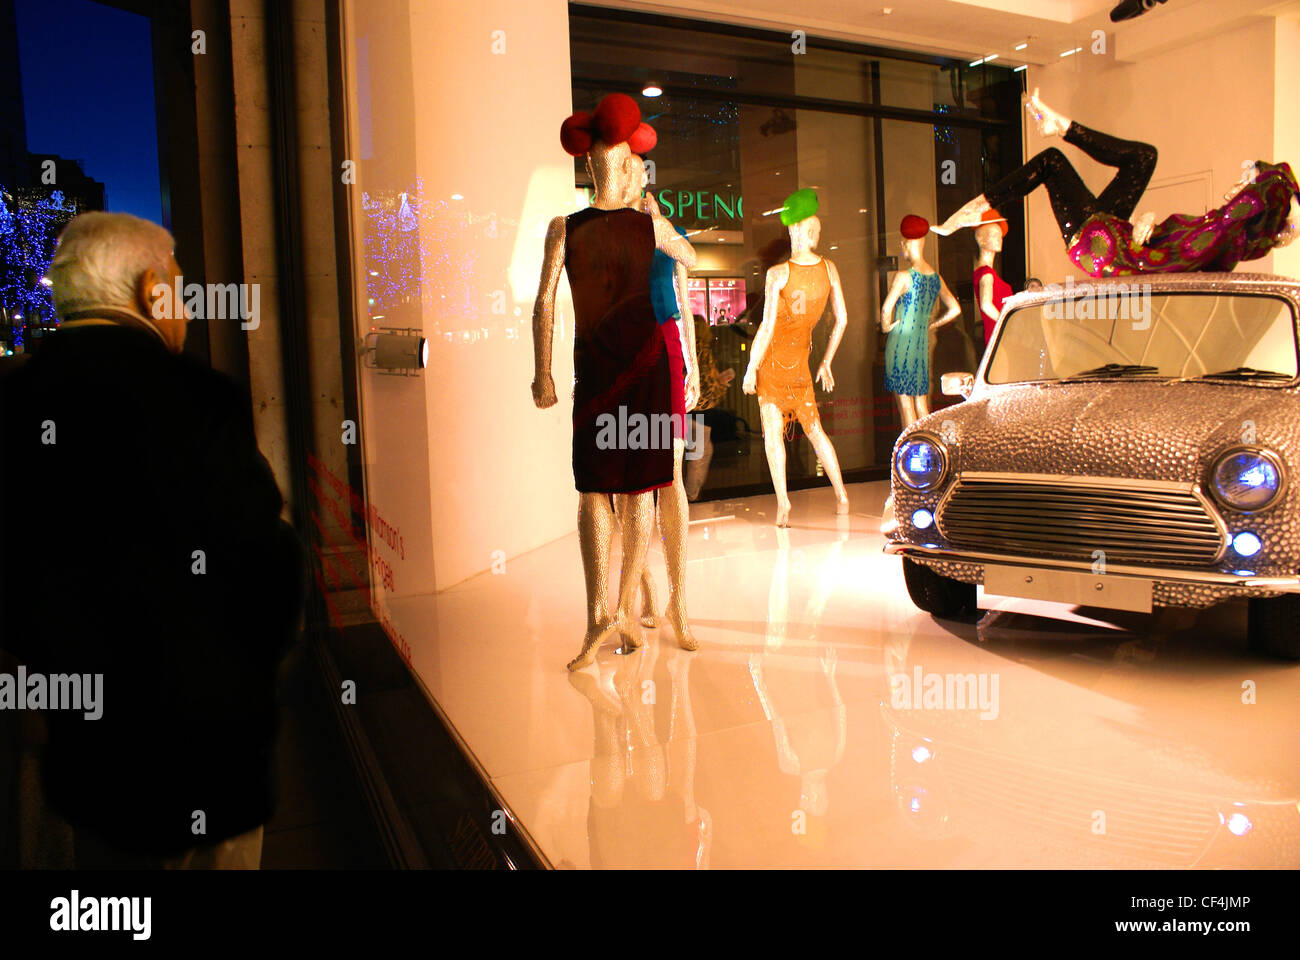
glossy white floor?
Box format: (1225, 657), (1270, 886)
(387, 480), (1300, 869)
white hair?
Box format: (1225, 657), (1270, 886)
(48, 212), (175, 320)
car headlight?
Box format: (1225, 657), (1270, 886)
(894, 435), (949, 491)
(1209, 447), (1285, 513)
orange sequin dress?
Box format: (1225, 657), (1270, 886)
(756, 257), (832, 431)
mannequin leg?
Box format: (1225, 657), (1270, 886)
(684, 421), (712, 501)
(802, 416), (850, 514)
(758, 401), (792, 527)
(981, 147), (1097, 244)
(1064, 122), (1158, 222)
(893, 393), (918, 430)
(659, 437), (698, 650)
(638, 564), (660, 628)
(569, 492), (618, 671)
(613, 490), (655, 650)
(914, 392), (932, 420)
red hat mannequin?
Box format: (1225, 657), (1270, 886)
(532, 93), (697, 671)
(880, 215), (961, 430)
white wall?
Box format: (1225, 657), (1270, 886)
(1023, 18), (1278, 282)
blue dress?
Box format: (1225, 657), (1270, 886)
(884, 269), (940, 396)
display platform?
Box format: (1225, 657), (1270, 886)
(383, 481), (1300, 869)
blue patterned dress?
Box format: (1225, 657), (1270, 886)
(884, 268), (940, 396)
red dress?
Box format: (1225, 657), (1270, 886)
(565, 207), (673, 494)
(661, 317), (686, 438)
(973, 264), (1012, 346)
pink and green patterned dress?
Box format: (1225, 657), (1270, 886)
(1069, 161), (1299, 278)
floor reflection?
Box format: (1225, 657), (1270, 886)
(405, 481), (1300, 868)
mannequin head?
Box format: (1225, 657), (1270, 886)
(788, 214), (821, 255)
(585, 140), (642, 205)
(975, 222), (1003, 254)
(900, 235), (925, 264)
(620, 152), (651, 206)
(899, 214), (929, 265)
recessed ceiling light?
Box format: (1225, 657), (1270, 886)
(983, 54), (998, 63)
(642, 84), (662, 97)
(969, 57), (984, 66)
(451, 193), (464, 200)
(1060, 46), (1082, 57)
(1013, 65), (1027, 72)
(1015, 42), (1028, 51)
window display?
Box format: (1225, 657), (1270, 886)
(570, 9), (1024, 499)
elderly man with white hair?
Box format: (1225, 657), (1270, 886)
(0, 212), (302, 869)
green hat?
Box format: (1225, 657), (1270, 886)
(780, 188), (819, 226)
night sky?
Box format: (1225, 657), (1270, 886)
(14, 0), (162, 223)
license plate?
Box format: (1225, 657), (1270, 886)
(983, 564), (1153, 613)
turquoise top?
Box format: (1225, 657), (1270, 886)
(650, 224), (690, 325)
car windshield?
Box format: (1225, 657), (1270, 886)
(985, 291), (1299, 385)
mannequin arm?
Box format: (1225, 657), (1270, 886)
(743, 264), (786, 394)
(1132, 211), (1157, 248)
(645, 197), (697, 268)
(675, 262), (700, 411)
(978, 272), (996, 320)
(531, 216), (565, 408)
(816, 259), (848, 391)
(880, 271), (909, 333)
(932, 277), (962, 329)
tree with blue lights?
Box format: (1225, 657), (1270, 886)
(0, 188), (76, 347)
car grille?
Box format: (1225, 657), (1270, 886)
(937, 475), (1225, 565)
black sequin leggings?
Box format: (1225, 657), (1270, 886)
(984, 121), (1158, 244)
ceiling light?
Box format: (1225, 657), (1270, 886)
(1013, 65), (1027, 72)
(969, 57), (985, 66)
(1015, 42), (1028, 51)
(642, 84), (662, 97)
(1060, 46), (1082, 57)
(983, 54), (998, 63)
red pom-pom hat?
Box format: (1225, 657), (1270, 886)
(900, 214), (930, 239)
(561, 93), (657, 156)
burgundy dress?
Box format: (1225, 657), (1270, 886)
(565, 206), (673, 494)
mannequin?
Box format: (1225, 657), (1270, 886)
(971, 209), (1012, 351)
(880, 215), (961, 429)
(935, 89), (1300, 277)
(532, 93), (697, 671)
(742, 189), (850, 528)
(622, 151), (700, 652)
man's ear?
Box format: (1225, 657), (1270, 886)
(136, 267), (168, 320)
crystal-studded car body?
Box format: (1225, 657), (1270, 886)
(883, 273), (1300, 657)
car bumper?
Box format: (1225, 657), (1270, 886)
(883, 541), (1300, 609)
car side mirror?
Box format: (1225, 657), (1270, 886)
(941, 372), (974, 399)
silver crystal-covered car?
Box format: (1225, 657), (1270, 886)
(883, 272), (1300, 659)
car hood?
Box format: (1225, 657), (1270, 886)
(915, 380), (1300, 481)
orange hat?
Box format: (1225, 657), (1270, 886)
(979, 208), (1009, 238)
